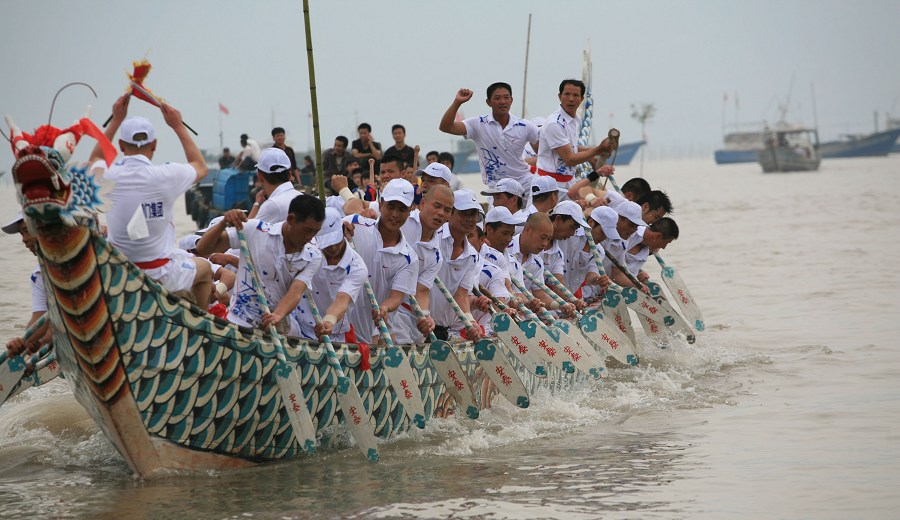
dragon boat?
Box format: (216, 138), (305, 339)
(4, 116), (527, 478)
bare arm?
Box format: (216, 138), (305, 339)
(161, 103), (208, 183)
(263, 279), (307, 328)
(194, 209), (247, 257)
(438, 89), (472, 136)
(88, 94), (130, 167)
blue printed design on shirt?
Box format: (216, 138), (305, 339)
(479, 148), (507, 185)
(142, 201), (164, 219)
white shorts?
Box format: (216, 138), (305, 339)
(144, 249), (199, 294)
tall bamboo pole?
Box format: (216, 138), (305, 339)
(302, 0), (326, 200)
(521, 13), (532, 118)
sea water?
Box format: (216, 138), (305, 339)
(0, 156), (897, 519)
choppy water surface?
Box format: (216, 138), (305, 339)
(1, 156), (897, 519)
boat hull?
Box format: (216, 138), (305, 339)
(713, 149), (760, 165)
(757, 147), (820, 173)
(39, 224), (497, 477)
(818, 128), (900, 158)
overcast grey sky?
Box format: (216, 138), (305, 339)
(1, 0), (898, 167)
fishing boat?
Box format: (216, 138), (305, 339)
(757, 127), (820, 173)
(818, 127), (900, 158)
(714, 130), (765, 164)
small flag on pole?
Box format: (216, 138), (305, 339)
(219, 102), (230, 116)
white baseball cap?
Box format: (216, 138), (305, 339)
(485, 206), (526, 226)
(178, 234), (202, 251)
(532, 176), (565, 196)
(481, 178), (525, 198)
(119, 116), (156, 147)
(257, 148), (291, 174)
(453, 189), (484, 214)
(615, 201), (648, 227)
(416, 162), (452, 183)
(2, 210), (24, 234)
(196, 215), (225, 235)
(551, 201), (589, 228)
(589, 206), (621, 241)
(316, 208), (345, 249)
(381, 178), (415, 207)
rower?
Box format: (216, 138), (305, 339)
(598, 201), (649, 291)
(194, 194), (325, 335)
(579, 206), (624, 301)
(543, 200), (592, 307)
(623, 217), (680, 285)
(416, 162), (453, 197)
(102, 99), (212, 305)
(342, 179), (419, 344)
(480, 206), (528, 307)
(248, 148), (303, 223)
(391, 185), (456, 344)
(3, 211), (50, 357)
(509, 213), (575, 316)
(430, 189), (484, 341)
(293, 208), (368, 343)
(480, 178), (526, 216)
(552, 202), (611, 298)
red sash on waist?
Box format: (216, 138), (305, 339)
(537, 168), (573, 182)
(134, 258), (170, 269)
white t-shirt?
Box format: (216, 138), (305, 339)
(558, 233), (599, 290)
(256, 182), (302, 224)
(293, 242), (367, 339)
(105, 155), (196, 262)
(31, 266), (47, 313)
(400, 210), (443, 290)
(430, 225), (480, 328)
(624, 226), (650, 275)
(463, 113), (539, 188)
(474, 259), (510, 334)
(508, 234), (545, 293)
(225, 219), (322, 328)
(543, 240), (566, 277)
(345, 217), (419, 342)
(242, 139), (262, 161)
(537, 106), (580, 181)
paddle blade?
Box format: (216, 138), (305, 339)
(554, 319), (607, 379)
(491, 313), (546, 377)
(0, 354), (27, 406)
(274, 364), (317, 454)
(429, 340), (479, 420)
(334, 375), (379, 462)
(658, 263), (705, 332)
(579, 308), (639, 366)
(474, 339), (530, 409)
(381, 345), (427, 429)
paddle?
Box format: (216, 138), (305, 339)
(606, 174), (704, 331)
(0, 314), (49, 405)
(462, 281), (546, 377)
(304, 289), (379, 462)
(405, 296), (479, 420)
(235, 229), (317, 454)
(513, 273), (606, 379)
(583, 232), (641, 361)
(359, 279), (427, 429)
(603, 249), (696, 344)
(431, 277), (532, 408)
(5, 350), (60, 405)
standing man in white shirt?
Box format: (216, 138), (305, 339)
(439, 83), (540, 194)
(248, 148), (303, 223)
(537, 79), (612, 196)
(194, 194), (325, 335)
(104, 103), (211, 305)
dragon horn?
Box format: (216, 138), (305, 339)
(4, 115), (29, 153)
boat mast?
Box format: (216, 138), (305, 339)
(810, 83), (819, 132)
(521, 13), (532, 118)
(302, 0), (326, 200)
